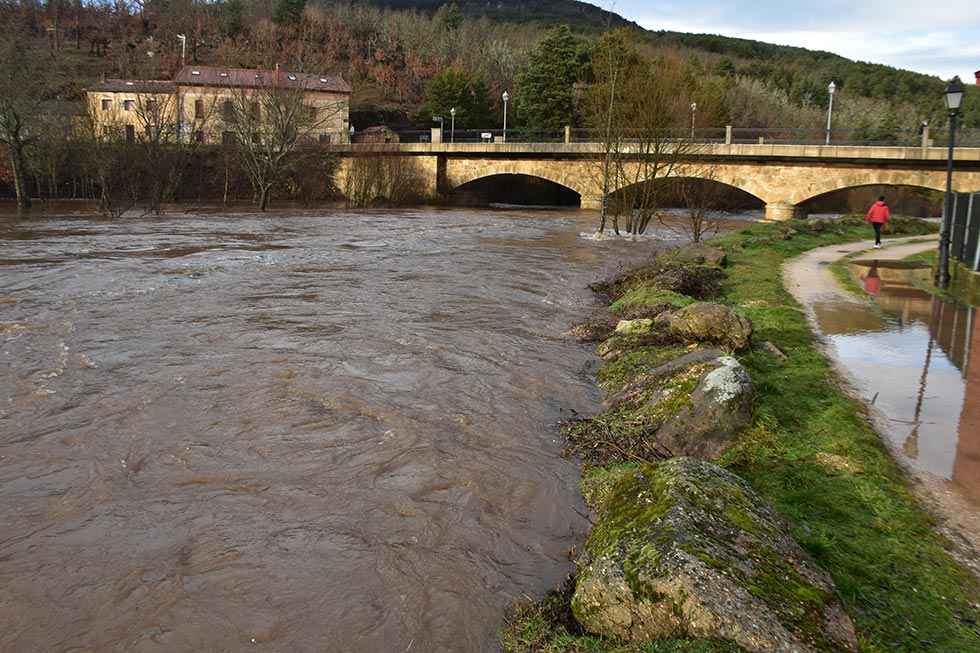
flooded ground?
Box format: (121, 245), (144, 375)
(0, 208), (682, 652)
(787, 239), (980, 558)
(826, 259), (980, 504)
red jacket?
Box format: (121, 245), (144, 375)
(866, 201), (890, 224)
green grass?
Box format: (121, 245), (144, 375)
(828, 251), (867, 297)
(501, 219), (979, 653)
(714, 221), (980, 652)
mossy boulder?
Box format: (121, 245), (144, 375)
(592, 259), (726, 303)
(656, 303), (753, 351)
(611, 288), (695, 321)
(571, 459), (858, 653)
(653, 356), (753, 459)
(565, 310), (620, 343)
(615, 318), (655, 336)
(665, 244), (727, 267)
(567, 353), (750, 464)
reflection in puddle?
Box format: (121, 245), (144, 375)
(815, 260), (979, 505)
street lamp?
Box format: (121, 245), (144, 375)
(349, 124), (355, 144)
(502, 91), (509, 143)
(450, 107), (456, 143)
(690, 102), (697, 139)
(936, 76), (965, 288)
(176, 34), (186, 67)
(825, 81), (836, 145)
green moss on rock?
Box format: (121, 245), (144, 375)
(571, 459), (857, 652)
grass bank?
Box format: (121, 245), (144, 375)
(502, 218), (978, 652)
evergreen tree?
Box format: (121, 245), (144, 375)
(273, 0), (305, 27)
(221, 0), (245, 38)
(419, 69), (491, 129)
(514, 24), (584, 130)
(433, 2), (463, 31)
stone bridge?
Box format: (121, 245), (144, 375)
(331, 142), (980, 220)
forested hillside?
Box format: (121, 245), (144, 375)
(2, 0), (976, 134)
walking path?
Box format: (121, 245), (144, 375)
(783, 234), (980, 575)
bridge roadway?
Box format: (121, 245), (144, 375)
(329, 142), (980, 220)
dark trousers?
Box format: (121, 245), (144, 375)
(872, 222), (882, 245)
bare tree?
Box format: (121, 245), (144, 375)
(0, 35), (49, 211)
(130, 91), (217, 212)
(586, 33), (704, 236)
(659, 169), (728, 243)
(225, 81), (342, 210)
(342, 155), (427, 207)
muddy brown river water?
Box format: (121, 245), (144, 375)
(0, 208), (672, 652)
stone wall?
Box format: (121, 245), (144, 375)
(330, 147), (980, 220)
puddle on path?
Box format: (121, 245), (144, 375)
(813, 259), (980, 507)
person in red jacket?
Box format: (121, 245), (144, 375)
(865, 195), (890, 249)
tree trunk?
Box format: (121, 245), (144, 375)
(259, 185), (271, 211)
(9, 145), (31, 211)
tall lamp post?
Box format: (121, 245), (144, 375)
(690, 102), (697, 139)
(825, 81), (836, 145)
(502, 91), (509, 143)
(450, 107), (456, 143)
(176, 34), (186, 67)
(936, 76), (965, 289)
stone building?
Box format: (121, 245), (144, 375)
(85, 65), (351, 144)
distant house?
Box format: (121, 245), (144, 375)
(975, 70), (980, 86)
(85, 65), (351, 144)
(353, 125), (400, 144)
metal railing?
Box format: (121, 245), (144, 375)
(383, 126), (980, 148)
(950, 192), (980, 272)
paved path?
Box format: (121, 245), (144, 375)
(782, 233), (980, 574)
(783, 234), (937, 310)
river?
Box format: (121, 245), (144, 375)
(0, 208), (677, 652)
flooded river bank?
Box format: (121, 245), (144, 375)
(786, 239), (980, 562)
(0, 209), (668, 652)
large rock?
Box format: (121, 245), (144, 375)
(565, 310), (620, 343)
(655, 356), (753, 459)
(572, 459), (858, 653)
(668, 243), (727, 267)
(569, 353), (751, 464)
(615, 318), (654, 336)
(656, 302), (753, 350)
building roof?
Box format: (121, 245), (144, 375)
(173, 65), (351, 94)
(87, 79), (176, 94)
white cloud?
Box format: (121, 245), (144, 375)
(609, 0), (980, 78)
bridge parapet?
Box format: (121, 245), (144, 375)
(328, 141), (980, 220)
(328, 142), (980, 162)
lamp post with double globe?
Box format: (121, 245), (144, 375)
(936, 76), (965, 289)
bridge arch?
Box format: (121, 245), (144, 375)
(790, 172), (952, 207)
(608, 175), (767, 211)
(451, 173), (582, 206)
(444, 159), (596, 204)
(798, 182), (947, 217)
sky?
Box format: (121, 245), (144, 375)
(603, 0), (980, 81)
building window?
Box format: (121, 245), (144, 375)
(125, 124), (135, 143)
(308, 105), (317, 121)
(250, 102), (260, 121)
(123, 100), (134, 111)
(194, 99), (204, 119)
(319, 133), (331, 144)
(222, 131), (236, 145)
(222, 100), (235, 122)
(146, 99), (157, 114)
(101, 98), (111, 111)
(194, 130), (205, 143)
